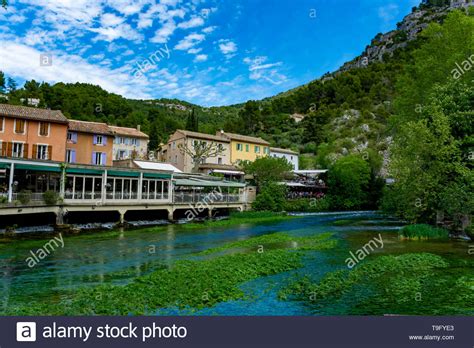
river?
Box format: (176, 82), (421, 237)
(0, 211), (472, 315)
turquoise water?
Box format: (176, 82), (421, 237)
(0, 211), (471, 315)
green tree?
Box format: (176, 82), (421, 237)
(239, 100), (261, 134)
(252, 182), (287, 212)
(328, 155), (371, 210)
(185, 108), (199, 131)
(7, 77), (16, 93)
(241, 156), (293, 191)
(0, 71), (5, 93)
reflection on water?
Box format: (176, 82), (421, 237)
(0, 211), (472, 315)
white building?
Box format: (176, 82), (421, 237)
(109, 125), (149, 160)
(270, 147), (299, 171)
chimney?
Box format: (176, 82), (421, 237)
(137, 125), (141, 132)
(220, 129), (224, 134)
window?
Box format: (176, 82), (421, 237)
(12, 142), (24, 157)
(264, 147), (269, 154)
(174, 155), (178, 163)
(172, 141), (176, 149)
(93, 152), (105, 165)
(131, 138), (138, 146)
(0, 117), (4, 132)
(255, 146), (260, 153)
(14, 119), (26, 134)
(218, 157), (223, 164)
(118, 150), (127, 159)
(218, 144), (224, 151)
(245, 144), (249, 152)
(35, 144), (49, 160)
(236, 143), (243, 151)
(67, 132), (77, 143)
(66, 149), (75, 163)
(38, 122), (50, 136)
(96, 135), (103, 145)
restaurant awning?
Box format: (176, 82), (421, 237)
(15, 164), (61, 173)
(212, 169), (245, 175)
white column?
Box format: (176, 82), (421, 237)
(102, 170), (107, 204)
(138, 173), (143, 201)
(7, 162), (14, 203)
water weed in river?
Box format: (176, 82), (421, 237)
(2, 231), (337, 315)
(279, 253), (474, 315)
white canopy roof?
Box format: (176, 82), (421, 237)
(212, 169), (245, 175)
(133, 161), (182, 173)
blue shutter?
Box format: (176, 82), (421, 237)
(93, 135), (97, 144)
(103, 136), (107, 146)
(72, 132), (78, 144)
(136, 139), (140, 146)
(71, 150), (76, 163)
(101, 153), (106, 165)
(92, 152), (96, 164)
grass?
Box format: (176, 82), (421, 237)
(3, 230), (337, 315)
(398, 224), (449, 240)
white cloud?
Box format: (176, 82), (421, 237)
(174, 33), (205, 50)
(90, 23), (143, 42)
(187, 48), (202, 54)
(194, 54), (208, 62)
(100, 13), (125, 27)
(218, 39), (237, 58)
(202, 26), (216, 33)
(0, 40), (151, 99)
(243, 56), (286, 85)
(178, 16), (205, 29)
(151, 20), (177, 43)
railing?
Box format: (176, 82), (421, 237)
(173, 192), (242, 204)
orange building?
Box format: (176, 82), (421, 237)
(0, 104), (68, 162)
(66, 120), (113, 166)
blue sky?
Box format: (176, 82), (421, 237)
(0, 0), (419, 106)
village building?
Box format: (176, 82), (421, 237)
(0, 104), (68, 162)
(270, 147), (299, 171)
(66, 120), (114, 166)
(217, 131), (270, 164)
(109, 125), (149, 161)
(165, 130), (231, 173)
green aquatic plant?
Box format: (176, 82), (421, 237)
(279, 253), (474, 315)
(3, 231), (338, 315)
(398, 224), (449, 240)
(199, 232), (335, 255)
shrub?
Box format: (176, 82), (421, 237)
(284, 197), (330, 212)
(252, 182), (286, 212)
(398, 224), (449, 240)
(17, 190), (32, 205)
(43, 190), (59, 205)
(0, 196), (7, 204)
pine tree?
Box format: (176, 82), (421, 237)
(7, 77), (17, 93)
(0, 71), (5, 93)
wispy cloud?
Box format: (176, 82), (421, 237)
(218, 39), (237, 58)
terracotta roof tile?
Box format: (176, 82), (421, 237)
(176, 129), (230, 142)
(0, 104), (68, 123)
(218, 131), (270, 145)
(109, 126), (149, 139)
(68, 119), (113, 135)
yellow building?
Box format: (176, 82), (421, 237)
(217, 131), (270, 164)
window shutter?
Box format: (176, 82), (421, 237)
(71, 150), (76, 163)
(7, 142), (12, 156)
(125, 138), (129, 145)
(72, 132), (78, 144)
(47, 145), (52, 160)
(32, 144), (38, 159)
(93, 135), (97, 145)
(103, 136), (107, 146)
(136, 139), (140, 146)
(92, 152), (96, 164)
(101, 153), (106, 165)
